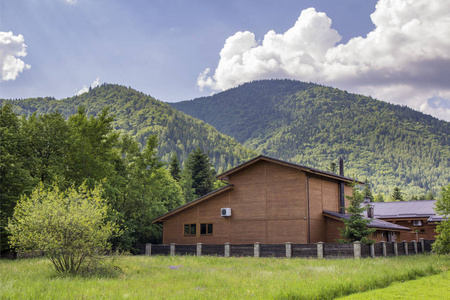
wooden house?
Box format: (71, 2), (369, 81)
(153, 156), (410, 244)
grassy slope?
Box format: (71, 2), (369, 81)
(0, 255), (449, 299)
(172, 79), (450, 197)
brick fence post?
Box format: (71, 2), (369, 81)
(381, 241), (387, 257)
(317, 242), (324, 259)
(286, 242), (292, 258)
(403, 241), (408, 255)
(197, 243), (202, 257)
(170, 243), (176, 256)
(412, 240), (418, 254)
(353, 241), (361, 259)
(393, 242), (398, 256)
(224, 242), (231, 257)
(420, 238), (425, 253)
(254, 242), (260, 258)
(145, 243), (152, 256)
(370, 243), (375, 258)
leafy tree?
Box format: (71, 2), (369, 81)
(426, 191), (435, 200)
(391, 186), (404, 201)
(0, 104), (34, 252)
(184, 147), (216, 198)
(169, 153), (182, 181)
(432, 184), (450, 254)
(8, 182), (119, 274)
(339, 185), (376, 243)
(374, 193), (385, 202)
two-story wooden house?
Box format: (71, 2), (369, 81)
(153, 156), (410, 244)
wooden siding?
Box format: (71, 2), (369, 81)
(162, 160), (345, 244)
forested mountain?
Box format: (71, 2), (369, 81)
(1, 84), (256, 173)
(172, 79), (450, 197)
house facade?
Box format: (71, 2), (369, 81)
(153, 156), (410, 244)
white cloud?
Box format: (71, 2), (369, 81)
(0, 31), (30, 81)
(64, 0), (77, 5)
(198, 0), (450, 121)
(75, 77), (101, 96)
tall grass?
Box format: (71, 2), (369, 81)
(0, 254), (448, 299)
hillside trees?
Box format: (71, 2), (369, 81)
(1, 105), (184, 253)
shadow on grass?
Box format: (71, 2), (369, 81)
(49, 257), (124, 279)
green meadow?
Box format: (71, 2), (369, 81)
(0, 255), (448, 299)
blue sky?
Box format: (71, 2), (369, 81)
(1, 0), (449, 121)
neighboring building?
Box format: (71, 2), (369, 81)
(153, 155), (410, 244)
(364, 200), (443, 241)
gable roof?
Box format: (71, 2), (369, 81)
(217, 155), (363, 184)
(364, 200), (444, 221)
(323, 210), (411, 231)
(152, 184), (234, 223)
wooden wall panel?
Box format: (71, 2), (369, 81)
(310, 219), (327, 243)
(163, 217), (179, 244)
(230, 184), (266, 220)
(230, 220), (267, 244)
(198, 192), (230, 220)
(228, 161), (266, 186)
(325, 218), (344, 243)
(322, 180), (339, 212)
(308, 178), (323, 220)
(267, 220), (307, 244)
(344, 184), (352, 209)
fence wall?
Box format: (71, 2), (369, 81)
(145, 239), (434, 259)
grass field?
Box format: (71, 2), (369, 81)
(0, 254), (449, 299)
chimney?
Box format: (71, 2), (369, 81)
(367, 205), (374, 218)
(339, 157), (345, 214)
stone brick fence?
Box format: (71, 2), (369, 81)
(145, 239), (434, 259)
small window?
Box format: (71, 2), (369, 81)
(200, 223), (213, 235)
(184, 224), (196, 236)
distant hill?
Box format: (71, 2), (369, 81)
(171, 79), (450, 197)
(0, 84), (256, 173)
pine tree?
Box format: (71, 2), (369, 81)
(169, 153), (181, 181)
(392, 186), (404, 201)
(328, 162), (337, 174)
(339, 185), (375, 243)
(184, 147), (215, 198)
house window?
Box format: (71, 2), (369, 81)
(200, 223), (213, 235)
(184, 224), (196, 236)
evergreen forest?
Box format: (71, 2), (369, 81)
(172, 79), (449, 198)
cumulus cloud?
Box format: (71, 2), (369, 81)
(76, 77), (101, 95)
(0, 31), (30, 81)
(198, 0), (450, 121)
(64, 0), (77, 5)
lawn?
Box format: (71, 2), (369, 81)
(338, 270), (450, 299)
(0, 254), (449, 299)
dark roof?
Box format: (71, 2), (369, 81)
(152, 185), (234, 223)
(323, 210), (411, 231)
(364, 200), (444, 220)
(217, 155), (363, 184)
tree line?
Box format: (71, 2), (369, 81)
(1, 104), (219, 254)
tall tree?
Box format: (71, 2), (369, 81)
(432, 184), (450, 254)
(169, 153), (182, 181)
(339, 185), (376, 243)
(392, 186), (404, 201)
(184, 147), (215, 198)
(0, 105), (34, 252)
(328, 162), (337, 174)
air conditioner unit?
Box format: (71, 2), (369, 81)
(413, 220), (423, 227)
(221, 208), (231, 217)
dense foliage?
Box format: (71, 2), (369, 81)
(173, 79), (450, 198)
(8, 183), (118, 273)
(0, 104), (184, 253)
(433, 184), (450, 254)
(1, 84), (256, 173)
(183, 147), (216, 200)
